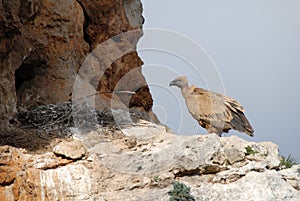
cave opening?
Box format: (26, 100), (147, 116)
(14, 58), (46, 109)
(15, 62), (35, 93)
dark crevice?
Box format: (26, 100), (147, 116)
(173, 168), (201, 178)
(173, 164), (227, 179)
(1, 177), (15, 186)
(75, 0), (93, 51)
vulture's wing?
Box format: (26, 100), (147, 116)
(188, 87), (229, 128)
(191, 87), (254, 136)
(222, 96), (254, 135)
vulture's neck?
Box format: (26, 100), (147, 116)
(180, 84), (190, 97)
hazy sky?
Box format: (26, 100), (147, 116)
(138, 0), (300, 162)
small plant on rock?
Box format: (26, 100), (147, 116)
(280, 154), (297, 169)
(168, 181), (195, 201)
(154, 175), (160, 182)
(245, 145), (259, 155)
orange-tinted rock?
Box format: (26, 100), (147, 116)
(0, 146), (24, 186)
(0, 0), (153, 132)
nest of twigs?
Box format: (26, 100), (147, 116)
(18, 101), (152, 134)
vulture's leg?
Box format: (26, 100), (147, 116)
(207, 126), (222, 137)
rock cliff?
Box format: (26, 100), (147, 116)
(0, 0), (152, 133)
(0, 121), (299, 201)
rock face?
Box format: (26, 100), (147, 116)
(1, 122), (299, 201)
(0, 0), (152, 133)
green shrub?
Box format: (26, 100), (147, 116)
(245, 145), (259, 155)
(280, 154), (297, 169)
(168, 181), (195, 201)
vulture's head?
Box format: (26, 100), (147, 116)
(169, 76), (189, 89)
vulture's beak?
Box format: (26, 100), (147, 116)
(169, 80), (176, 87)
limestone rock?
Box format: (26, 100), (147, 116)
(223, 147), (245, 165)
(280, 165), (300, 190)
(1, 125), (300, 200)
(53, 140), (87, 160)
(194, 170), (300, 201)
(128, 176), (151, 190)
(28, 152), (73, 170)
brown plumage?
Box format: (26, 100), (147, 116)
(169, 76), (254, 136)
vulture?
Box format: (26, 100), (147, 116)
(169, 76), (254, 136)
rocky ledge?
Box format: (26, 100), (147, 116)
(0, 120), (299, 201)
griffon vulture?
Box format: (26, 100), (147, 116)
(169, 76), (254, 136)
